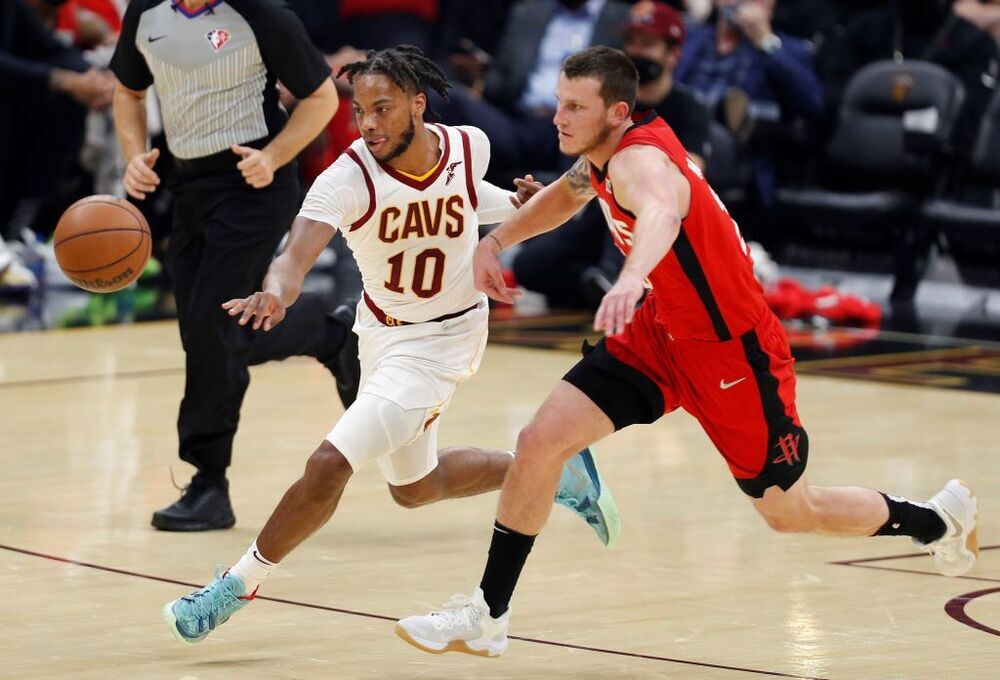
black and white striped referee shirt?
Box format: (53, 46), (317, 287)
(110, 0), (330, 160)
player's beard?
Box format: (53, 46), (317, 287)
(572, 121), (614, 157)
(381, 117), (417, 163)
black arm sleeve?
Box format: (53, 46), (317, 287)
(109, 0), (154, 90)
(240, 0), (331, 99)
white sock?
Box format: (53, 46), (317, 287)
(228, 541), (278, 594)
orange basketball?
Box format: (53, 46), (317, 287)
(54, 195), (152, 293)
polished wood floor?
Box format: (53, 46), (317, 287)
(1, 321), (997, 679)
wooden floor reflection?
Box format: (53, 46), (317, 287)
(1, 321), (997, 679)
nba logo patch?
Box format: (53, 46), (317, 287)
(206, 29), (230, 52)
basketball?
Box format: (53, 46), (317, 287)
(54, 195), (152, 293)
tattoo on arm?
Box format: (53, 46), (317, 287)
(565, 156), (597, 198)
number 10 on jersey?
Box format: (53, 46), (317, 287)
(385, 248), (446, 298)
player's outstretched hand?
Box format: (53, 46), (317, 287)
(594, 272), (645, 336)
(473, 235), (522, 304)
(510, 174), (544, 208)
(222, 291), (286, 331)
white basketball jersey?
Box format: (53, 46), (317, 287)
(299, 124), (513, 323)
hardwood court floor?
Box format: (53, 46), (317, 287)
(1, 321), (998, 680)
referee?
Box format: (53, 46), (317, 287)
(110, 0), (360, 532)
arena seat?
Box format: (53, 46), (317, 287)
(921, 90), (1000, 288)
(775, 60), (965, 301)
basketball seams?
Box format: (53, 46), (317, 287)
(54, 199), (148, 248)
(54, 195), (152, 292)
(58, 231), (149, 274)
(55, 227), (148, 249)
(59, 198), (139, 218)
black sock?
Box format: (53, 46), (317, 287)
(192, 470), (227, 490)
(873, 493), (947, 544)
(479, 520), (536, 618)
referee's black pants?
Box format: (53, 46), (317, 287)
(169, 162), (335, 477)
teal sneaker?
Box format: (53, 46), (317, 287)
(163, 569), (255, 644)
(555, 448), (621, 546)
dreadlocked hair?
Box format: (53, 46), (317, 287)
(338, 45), (451, 102)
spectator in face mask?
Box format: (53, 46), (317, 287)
(623, 0), (710, 169)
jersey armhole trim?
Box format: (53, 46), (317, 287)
(457, 128), (478, 210)
(345, 148), (376, 232)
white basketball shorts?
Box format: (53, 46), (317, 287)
(326, 297), (489, 486)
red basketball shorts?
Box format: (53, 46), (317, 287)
(563, 293), (808, 497)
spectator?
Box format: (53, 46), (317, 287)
(683, 0), (714, 23)
(52, 0), (127, 201)
(512, 1), (715, 311)
(828, 0), (887, 26)
(335, 0), (438, 53)
(53, 0), (122, 50)
(432, 0), (631, 180)
(676, 0), (824, 202)
(677, 0), (824, 117)
(286, 0), (439, 54)
(0, 0), (115, 239)
(954, 0), (1000, 42)
(437, 0), (514, 59)
(624, 0), (710, 167)
(772, 0), (840, 51)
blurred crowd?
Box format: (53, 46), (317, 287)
(2, 0), (999, 318)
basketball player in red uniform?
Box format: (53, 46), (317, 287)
(394, 46), (980, 657)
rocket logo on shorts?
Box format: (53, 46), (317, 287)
(206, 29), (230, 52)
(772, 432), (802, 466)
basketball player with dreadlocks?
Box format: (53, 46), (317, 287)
(161, 45), (621, 644)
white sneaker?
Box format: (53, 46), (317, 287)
(918, 479), (979, 577)
(395, 588), (509, 657)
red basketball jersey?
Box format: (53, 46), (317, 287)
(590, 113), (766, 341)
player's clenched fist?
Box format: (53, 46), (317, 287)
(222, 291), (286, 331)
(123, 148), (160, 200)
(232, 145), (276, 188)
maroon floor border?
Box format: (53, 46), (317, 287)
(0, 367), (184, 390)
(831, 544), (1000, 637)
(944, 587), (1000, 637)
(0, 542), (826, 679)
